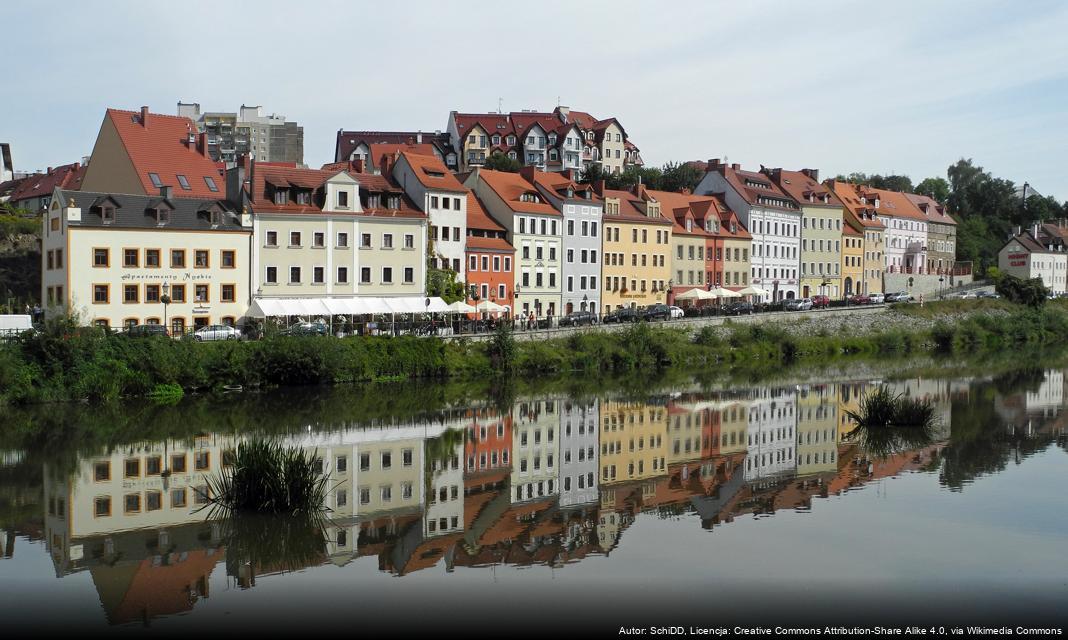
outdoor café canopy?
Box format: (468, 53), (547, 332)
(247, 296), (449, 318)
(736, 286), (771, 298)
(475, 300), (509, 313)
(675, 288), (717, 301)
(709, 287), (742, 298)
(445, 300), (477, 314)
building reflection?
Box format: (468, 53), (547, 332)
(32, 369), (1068, 626)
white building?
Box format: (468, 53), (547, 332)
(391, 151), (468, 275)
(744, 387), (797, 481)
(998, 230), (1068, 294)
(512, 397), (561, 503)
(696, 160), (802, 300)
(558, 399), (599, 508)
(42, 186), (252, 332)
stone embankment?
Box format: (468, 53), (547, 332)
(449, 304), (1014, 343)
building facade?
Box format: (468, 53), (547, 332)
(998, 230), (1068, 294)
(696, 160), (802, 301)
(830, 180), (886, 295)
(177, 102), (303, 165)
(596, 184), (673, 313)
(766, 168), (843, 299)
(531, 169), (602, 314)
(907, 193), (958, 275)
(391, 151), (468, 275)
(42, 187), (251, 332)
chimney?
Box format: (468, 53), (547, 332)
(140, 106), (149, 127)
(593, 179), (607, 196)
(731, 163), (740, 171)
(160, 185), (172, 199)
(708, 158), (721, 168)
(1014, 225), (1022, 236)
(351, 158), (366, 174)
(1032, 223), (1040, 239)
(679, 187), (692, 196)
(417, 131), (423, 144)
(196, 132), (208, 156)
(46, 166), (53, 174)
(519, 165), (537, 183)
(801, 168), (819, 182)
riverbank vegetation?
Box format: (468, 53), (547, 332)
(2, 303), (1068, 406)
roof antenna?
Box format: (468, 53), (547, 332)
(497, 97), (503, 114)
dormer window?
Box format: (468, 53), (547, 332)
(387, 195), (400, 209)
(367, 194), (381, 209)
(102, 207), (115, 223)
(337, 190), (349, 208)
(156, 208), (170, 225)
(204, 176), (219, 192)
(686, 219), (693, 232)
(295, 190), (310, 205)
(211, 210), (222, 226)
(548, 134), (557, 145)
(492, 135), (501, 145)
(507, 135), (516, 146)
(566, 187), (574, 198)
(518, 192), (541, 203)
(274, 188), (289, 205)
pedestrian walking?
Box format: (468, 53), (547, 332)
(919, 294), (924, 308)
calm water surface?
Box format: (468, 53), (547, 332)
(2, 365), (1067, 635)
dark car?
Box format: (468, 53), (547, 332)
(849, 294), (871, 305)
(279, 322), (329, 337)
(559, 311), (596, 327)
(603, 307), (640, 324)
(641, 304), (672, 321)
(125, 324), (170, 338)
(810, 295), (830, 309)
(723, 302), (754, 316)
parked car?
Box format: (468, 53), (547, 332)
(279, 322), (329, 337)
(642, 304), (673, 321)
(885, 292), (912, 303)
(559, 311), (596, 327)
(959, 291), (978, 299)
(603, 307), (640, 324)
(193, 324), (242, 341)
(125, 323), (170, 338)
(669, 305), (685, 319)
(723, 302), (754, 316)
(849, 294), (872, 305)
(869, 293), (886, 304)
(810, 295), (830, 309)
(784, 297), (813, 311)
(976, 290), (1000, 299)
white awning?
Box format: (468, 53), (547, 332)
(247, 296), (448, 318)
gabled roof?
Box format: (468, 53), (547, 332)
(398, 151), (466, 193)
(251, 163), (423, 218)
(530, 170), (596, 203)
(9, 162), (85, 204)
(334, 130), (450, 163)
(827, 181), (887, 229)
(368, 143), (438, 172)
(765, 169), (842, 209)
(476, 169), (558, 216)
(466, 193), (506, 233)
(453, 113), (513, 138)
(905, 192), (957, 226)
(711, 163), (799, 212)
(1003, 231), (1063, 255)
(644, 188), (714, 238)
(509, 112), (560, 138)
(56, 188), (245, 231)
(466, 235), (515, 253)
(104, 108), (223, 199)
(856, 185), (927, 222)
(598, 186), (673, 226)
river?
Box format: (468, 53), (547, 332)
(1, 360), (1066, 635)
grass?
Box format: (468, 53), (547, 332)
(844, 387), (939, 458)
(204, 438), (330, 516)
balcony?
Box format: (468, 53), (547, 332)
(906, 242), (926, 253)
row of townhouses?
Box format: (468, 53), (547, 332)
(32, 105), (975, 330)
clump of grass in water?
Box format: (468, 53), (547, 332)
(204, 438), (330, 516)
(147, 383), (184, 404)
(845, 387), (939, 458)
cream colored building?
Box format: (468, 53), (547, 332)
(767, 169), (843, 299)
(599, 399), (669, 486)
(512, 397), (561, 503)
(795, 385), (839, 476)
(43, 187), (251, 332)
(597, 185), (672, 313)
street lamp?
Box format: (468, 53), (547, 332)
(939, 276), (945, 300)
(161, 282), (171, 336)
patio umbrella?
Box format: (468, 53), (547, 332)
(445, 300), (477, 313)
(475, 300), (508, 314)
(675, 288), (716, 301)
(710, 287), (742, 298)
(736, 286), (770, 298)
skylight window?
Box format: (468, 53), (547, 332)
(204, 176), (219, 192)
(148, 173), (163, 188)
(177, 175), (191, 190)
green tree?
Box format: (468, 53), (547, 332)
(915, 177), (951, 204)
(483, 152), (521, 173)
(995, 274), (1048, 308)
(426, 267), (465, 303)
(660, 161), (704, 193)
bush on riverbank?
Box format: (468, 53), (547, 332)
(2, 303), (1068, 406)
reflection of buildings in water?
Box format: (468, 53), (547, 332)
(796, 385), (839, 476)
(512, 398), (561, 503)
(666, 402), (715, 466)
(837, 381), (867, 443)
(464, 407), (512, 480)
(599, 400), (669, 486)
(716, 401), (750, 456)
(744, 387), (797, 481)
(559, 399), (599, 508)
(995, 369), (1068, 438)
(887, 377), (954, 440)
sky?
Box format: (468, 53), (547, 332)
(4, 0), (1067, 201)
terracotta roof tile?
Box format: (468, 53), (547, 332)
(9, 161), (84, 204)
(466, 235), (514, 252)
(368, 143), (438, 172)
(399, 151), (466, 193)
(905, 192), (957, 226)
(251, 163), (423, 218)
(466, 192), (503, 231)
(766, 169), (842, 208)
(476, 169), (559, 216)
(105, 108), (223, 199)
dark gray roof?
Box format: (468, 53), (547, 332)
(57, 188), (248, 232)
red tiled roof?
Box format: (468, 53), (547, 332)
(454, 113), (513, 138)
(720, 165), (799, 211)
(530, 170), (596, 202)
(334, 130), (450, 164)
(105, 108), (223, 199)
(9, 161), (84, 203)
(905, 192), (957, 226)
(600, 187), (673, 226)
(466, 192), (504, 231)
(368, 143), (438, 172)
(476, 169), (559, 216)
(645, 188), (715, 238)
(766, 169), (842, 209)
(399, 151), (466, 193)
(251, 163), (423, 218)
(827, 181), (886, 229)
(509, 112), (560, 137)
(466, 235), (514, 253)
(858, 185), (927, 222)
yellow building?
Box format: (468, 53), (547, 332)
(796, 385), (839, 476)
(599, 400), (669, 485)
(767, 169), (844, 299)
(595, 184), (672, 314)
(829, 180), (886, 295)
(842, 223), (864, 297)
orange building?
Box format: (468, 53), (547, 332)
(464, 193), (515, 309)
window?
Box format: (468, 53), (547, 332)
(120, 284), (138, 304)
(221, 250), (235, 268)
(204, 176), (219, 192)
(194, 284), (209, 302)
(361, 233), (371, 248)
(289, 266), (301, 284)
(382, 234), (393, 249)
(404, 267), (414, 283)
(381, 451), (392, 470)
(148, 172), (163, 188)
(195, 451), (210, 470)
(124, 493), (141, 513)
(145, 249), (160, 268)
(313, 266), (325, 284)
(361, 267), (371, 283)
(102, 206), (115, 223)
(337, 232), (349, 248)
(266, 231), (278, 247)
(170, 284), (186, 303)
(171, 488), (187, 508)
(123, 248), (139, 268)
(176, 174), (191, 190)
(382, 267), (393, 283)
(145, 285), (160, 303)
(221, 284), (236, 302)
(265, 266), (278, 284)
(289, 232), (301, 247)
(404, 234), (414, 249)
(93, 248), (109, 267)
(194, 250), (209, 268)
(337, 266), (349, 283)
(337, 190), (349, 207)
(94, 496), (111, 517)
(314, 232), (325, 248)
